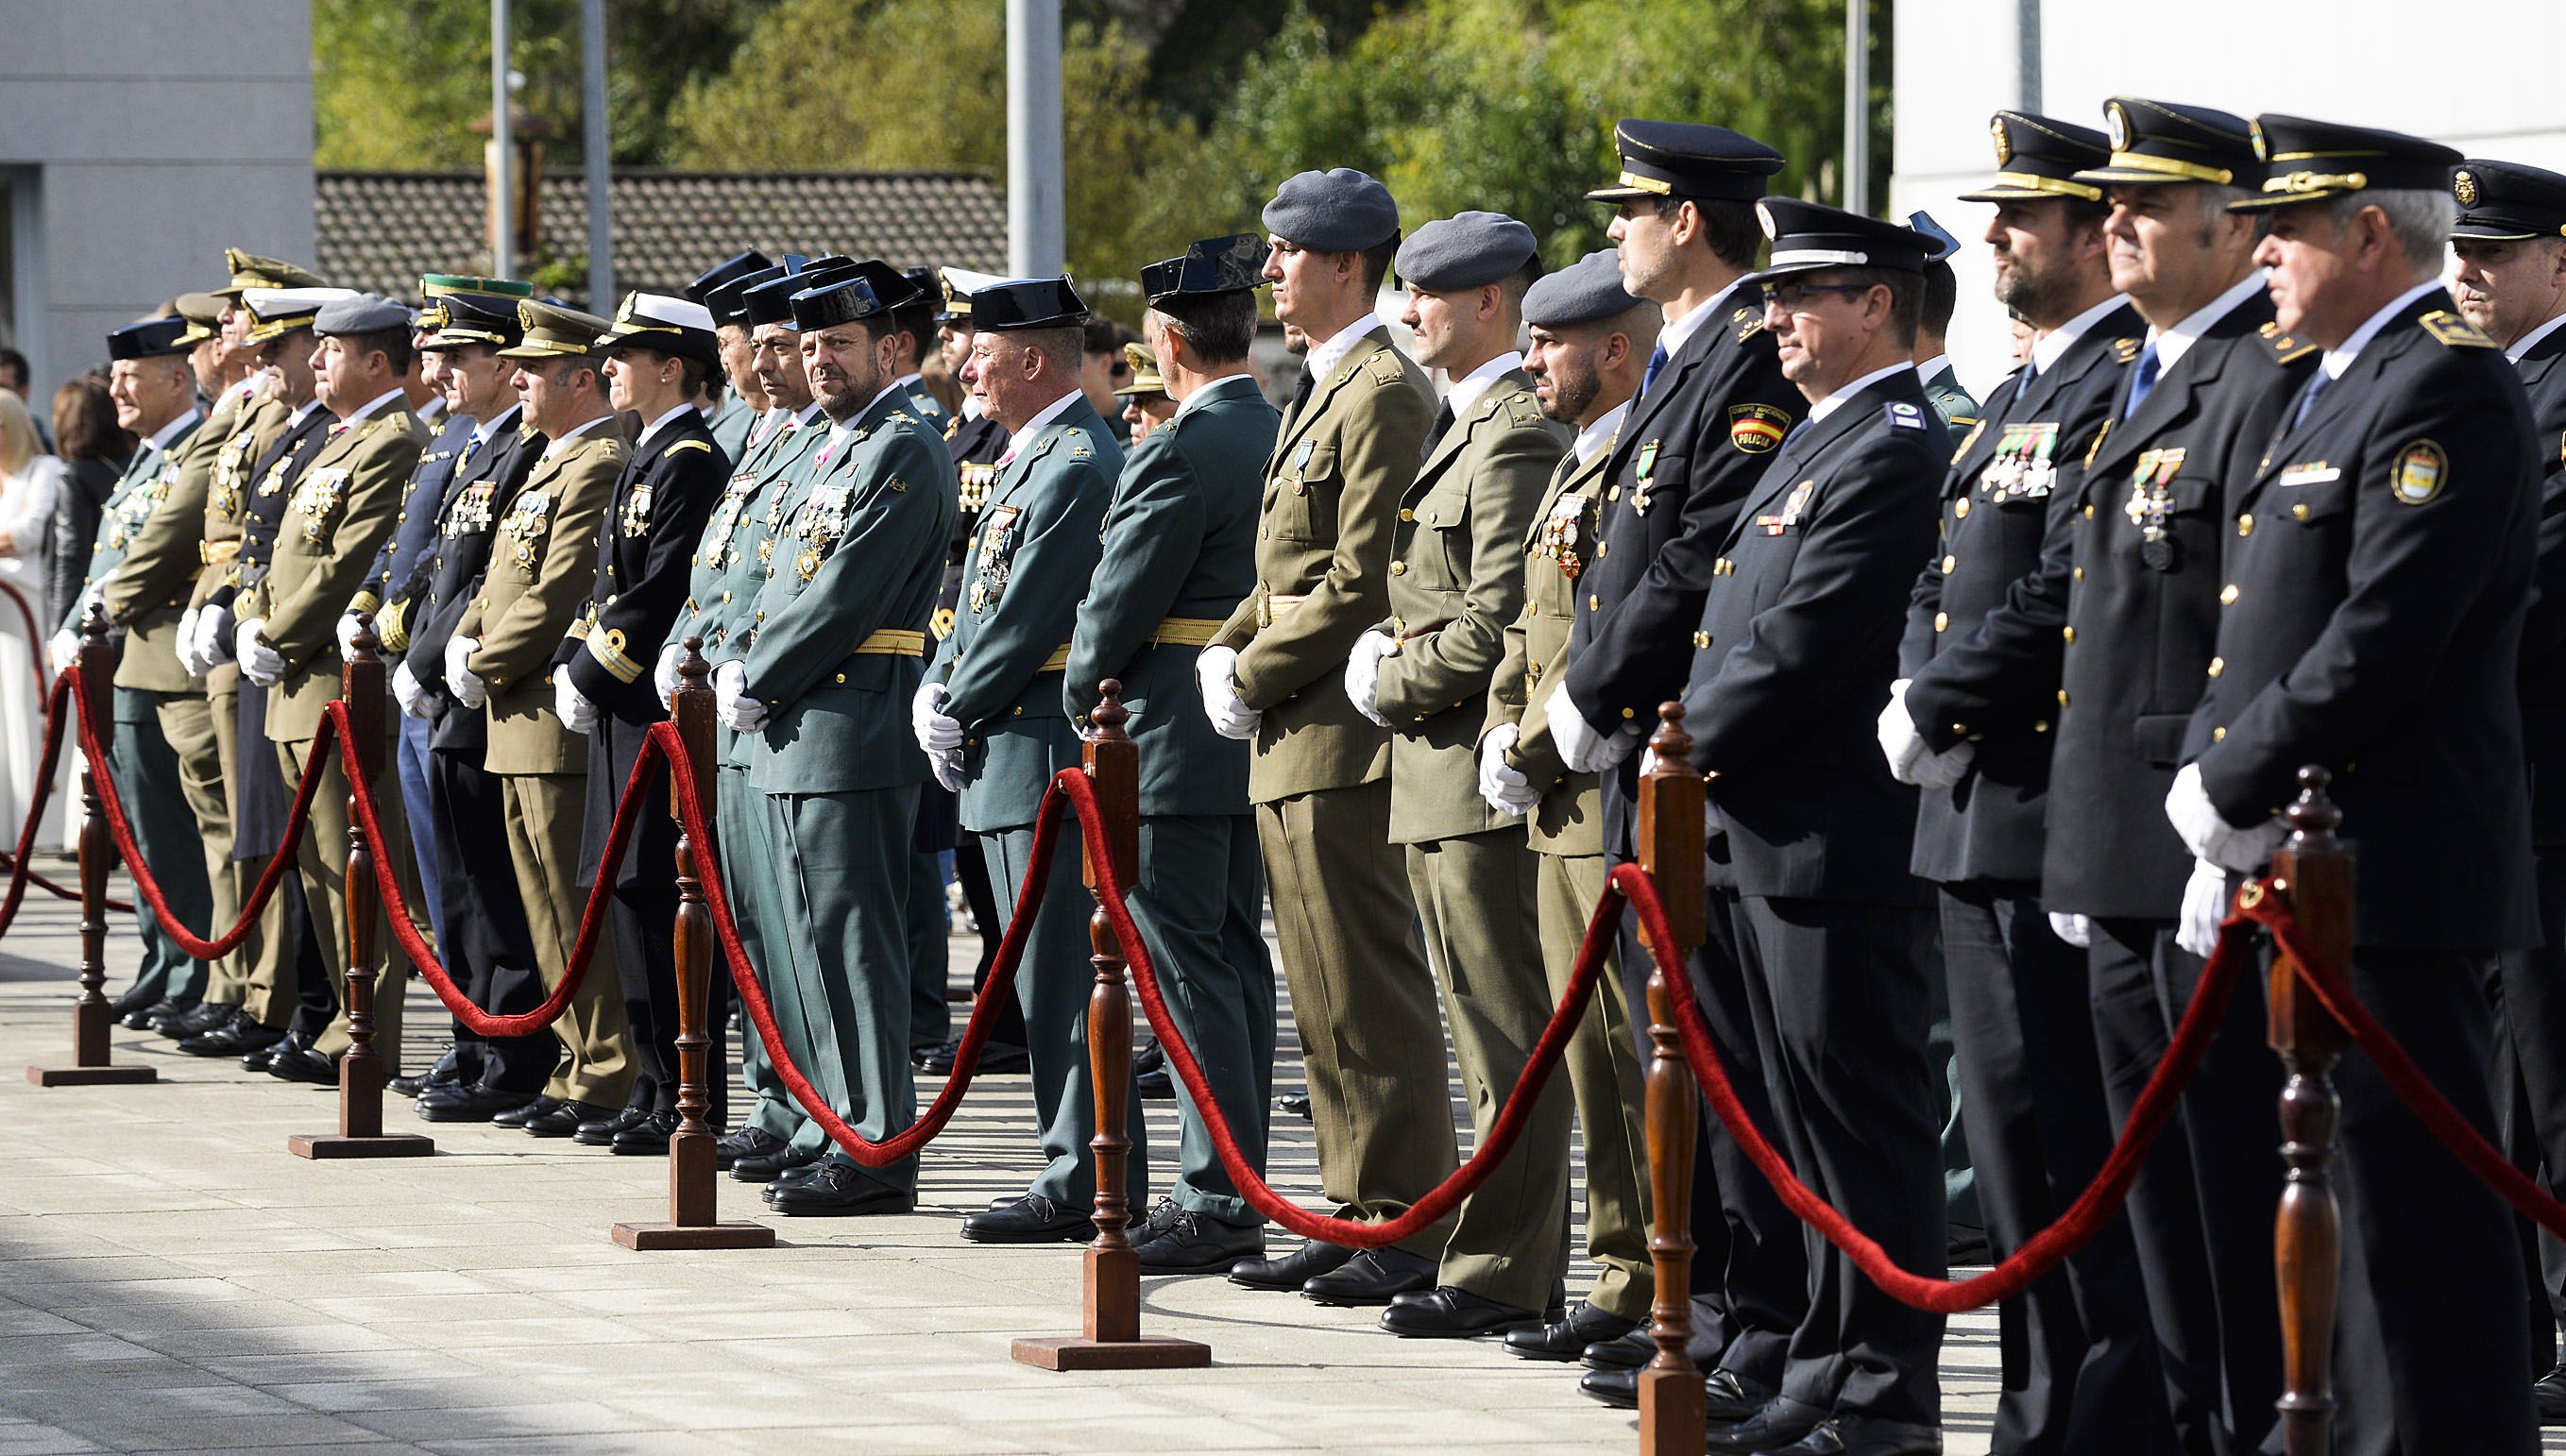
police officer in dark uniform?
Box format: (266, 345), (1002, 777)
(2445, 159), (2566, 1414)
(1683, 198), (1946, 1456)
(2173, 114), (2541, 1453)
(1548, 120), (1810, 1409)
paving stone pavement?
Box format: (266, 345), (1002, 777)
(0, 864), (2553, 1454)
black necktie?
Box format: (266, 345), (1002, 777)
(1421, 399), (1455, 463)
(1288, 365), (1316, 420)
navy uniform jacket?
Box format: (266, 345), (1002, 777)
(1559, 293), (1800, 843)
(1902, 301), (2141, 885)
(1681, 371), (1943, 905)
(358, 408), (478, 659)
(407, 424), (545, 755)
(565, 414), (727, 887)
(2189, 293), (2540, 951)
(2513, 323), (2566, 847)
(207, 405), (335, 626)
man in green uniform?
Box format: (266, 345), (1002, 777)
(687, 250), (773, 465)
(1347, 211), (1570, 1333)
(921, 276), (1127, 1242)
(1909, 211), (1984, 438)
(716, 268), (952, 1216)
(1209, 168), (1456, 1302)
(1479, 247), (1662, 1363)
(1066, 234), (1278, 1272)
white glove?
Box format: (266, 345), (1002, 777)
(653, 642), (685, 709)
(176, 608), (202, 676)
(47, 630), (77, 673)
(2046, 911), (2092, 949)
(554, 671), (599, 732)
(1345, 630), (1398, 728)
(235, 618), (283, 686)
(2177, 857), (2230, 958)
(1545, 681), (1643, 774)
(1909, 738), (1976, 790)
(1196, 645), (1260, 740)
(2166, 761), (2288, 872)
(195, 606), (234, 668)
(446, 635), (486, 708)
(715, 659), (766, 732)
(929, 748), (964, 793)
(1478, 722), (1536, 816)
(911, 679), (963, 753)
(334, 612), (365, 662)
(1878, 679), (1926, 784)
(392, 661), (433, 720)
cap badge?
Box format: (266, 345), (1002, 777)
(2455, 169), (2479, 208)
(1990, 116), (2012, 165)
(2104, 103), (2131, 153)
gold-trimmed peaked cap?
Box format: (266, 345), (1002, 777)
(172, 293), (226, 347)
(2076, 98), (2261, 190)
(1587, 120), (1783, 203)
(239, 286), (359, 345)
(2447, 158), (2566, 242)
(938, 265), (1007, 324)
(595, 292), (721, 366)
(1113, 343), (1164, 398)
(500, 299), (612, 360)
(417, 292), (524, 351)
(1960, 112), (2109, 203)
(2229, 115), (2462, 212)
(1739, 199), (1930, 289)
(419, 273), (534, 301)
(215, 248), (324, 300)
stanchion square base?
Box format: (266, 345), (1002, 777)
(611, 1221), (776, 1251)
(288, 1132), (435, 1159)
(26, 1064), (159, 1087)
(1011, 1335), (1213, 1371)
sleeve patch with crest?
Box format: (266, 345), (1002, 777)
(2391, 440), (2446, 505)
(1729, 402), (1791, 453)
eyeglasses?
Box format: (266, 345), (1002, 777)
(1759, 281), (1873, 311)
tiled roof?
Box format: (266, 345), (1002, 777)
(314, 169), (1008, 306)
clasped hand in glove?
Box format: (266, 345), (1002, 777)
(334, 612), (366, 662)
(715, 660), (766, 733)
(235, 618), (283, 686)
(1477, 722), (1536, 815)
(1196, 645), (1260, 740)
(1544, 681), (1641, 775)
(1877, 679), (1974, 788)
(1345, 630), (1398, 728)
(2176, 857), (2230, 958)
(911, 680), (963, 753)
(445, 635), (486, 708)
(391, 661), (433, 720)
(553, 672), (599, 732)
(2165, 762), (2287, 872)
(653, 643), (685, 709)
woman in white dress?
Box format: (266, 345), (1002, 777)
(0, 391), (67, 849)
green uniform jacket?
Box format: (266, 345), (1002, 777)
(1065, 375), (1275, 819)
(1377, 370), (1565, 843)
(454, 432), (626, 774)
(1211, 325), (1433, 804)
(1922, 362), (1981, 438)
(105, 397), (230, 691)
(932, 394), (1122, 832)
(76, 410), (206, 638)
(256, 408), (428, 742)
(735, 386), (956, 797)
(1488, 443), (1611, 855)
(705, 398), (754, 466)
(671, 405), (826, 661)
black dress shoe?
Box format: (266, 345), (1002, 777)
(1946, 1223), (1991, 1266)
(266, 1042), (340, 1086)
(416, 1086), (537, 1123)
(178, 1017), (281, 1058)
(1132, 1041), (1175, 1100)
(1585, 1326), (1656, 1371)
(1705, 1395), (1830, 1454)
(1133, 1209), (1265, 1274)
(766, 1158), (914, 1216)
(2537, 1363), (2566, 1426)
(610, 1109), (679, 1155)
(972, 1041), (1030, 1074)
(491, 1095), (561, 1128)
(1277, 1091), (1312, 1118)
(1301, 1247), (1436, 1306)
(1230, 1232), (1356, 1291)
(243, 1028), (304, 1073)
(1380, 1287), (1550, 1338)
(571, 1104), (651, 1146)
(1581, 1365), (1640, 1409)
(108, 983), (161, 1021)
(734, 1144), (821, 1184)
(1755, 1414), (1942, 1456)
(153, 999), (217, 1038)
(390, 1049), (466, 1099)
(960, 1194), (1092, 1244)
(1505, 1301), (1639, 1362)
(523, 1099), (618, 1138)
(716, 1126), (788, 1171)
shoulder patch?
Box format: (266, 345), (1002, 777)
(664, 439), (714, 457)
(1886, 400), (1928, 431)
(2391, 439), (2447, 504)
(2112, 337), (2144, 364)
(1951, 417), (1986, 464)
(1365, 351), (1404, 385)
(1505, 392), (1546, 427)
(2419, 310), (2498, 348)
(1729, 401), (1790, 452)
(2256, 320), (2319, 364)
(1735, 309), (1766, 342)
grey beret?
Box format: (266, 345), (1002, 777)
(1522, 249), (1642, 329)
(313, 293), (414, 336)
(1262, 167), (1402, 253)
(1397, 211), (1538, 292)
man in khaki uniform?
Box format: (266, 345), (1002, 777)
(447, 300), (636, 1131)
(1345, 212), (1570, 1334)
(1205, 168), (1456, 1302)
(1480, 248), (1663, 1365)
(236, 295), (427, 1078)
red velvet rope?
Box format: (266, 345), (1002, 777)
(0, 673), (80, 935)
(0, 578), (56, 703)
(336, 699), (630, 1039)
(662, 720), (1044, 1167)
(70, 666), (324, 958)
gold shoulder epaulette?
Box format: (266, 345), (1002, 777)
(2112, 337), (2144, 364)
(1365, 351), (1404, 385)
(664, 439), (714, 457)
(2419, 310), (2498, 348)
(1736, 313), (1765, 342)
(1505, 392), (1545, 427)
(2256, 320), (2318, 364)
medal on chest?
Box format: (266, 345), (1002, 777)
(294, 467), (351, 545)
(1632, 440), (1661, 516)
(1539, 495), (1587, 578)
(500, 490), (551, 570)
(1980, 422), (2059, 502)
(970, 504), (1023, 614)
(620, 480), (654, 539)
(2121, 448), (2185, 572)
(959, 461), (998, 514)
(447, 480), (496, 537)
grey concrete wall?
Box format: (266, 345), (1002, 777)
(0, 0), (314, 395)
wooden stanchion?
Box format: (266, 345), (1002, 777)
(27, 605), (157, 1087)
(2265, 767), (2352, 1454)
(616, 640), (773, 1249)
(290, 621), (431, 1157)
(1015, 680), (1209, 1371)
(1636, 703), (1707, 1456)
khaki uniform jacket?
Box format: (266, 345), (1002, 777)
(1374, 370), (1564, 843)
(257, 408), (428, 742)
(1488, 443), (1612, 855)
(454, 432), (626, 775)
(1212, 325), (1433, 804)
(190, 388), (290, 613)
(107, 393), (237, 691)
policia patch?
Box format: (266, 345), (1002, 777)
(2391, 440), (2446, 505)
(1730, 402), (1791, 453)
